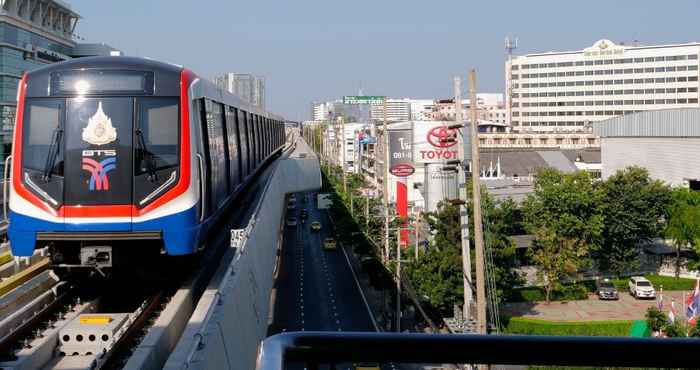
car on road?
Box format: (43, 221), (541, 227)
(323, 237), (337, 250)
(596, 279), (619, 300)
(287, 201), (296, 210)
(311, 221), (322, 231)
(629, 276), (656, 299)
(286, 217), (298, 227)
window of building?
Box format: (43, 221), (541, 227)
(644, 57), (655, 62)
(667, 88), (677, 93)
(678, 88), (688, 93)
(645, 68), (654, 73)
(655, 78), (665, 83)
(655, 56), (665, 62)
(634, 68), (644, 73)
(678, 76), (688, 82)
(655, 88), (665, 93)
(689, 87), (698, 92)
(677, 66), (688, 71)
(689, 76), (699, 81)
(678, 98), (688, 103)
(666, 77), (676, 83)
(645, 100), (654, 104)
(689, 65), (699, 71)
(667, 99), (677, 104)
(634, 100), (644, 105)
(655, 99), (665, 104)
(689, 55), (699, 60)
(690, 98), (699, 103)
(585, 60), (594, 66)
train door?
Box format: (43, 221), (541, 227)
(63, 98), (133, 230)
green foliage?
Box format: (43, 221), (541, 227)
(687, 321), (700, 337)
(504, 317), (633, 336)
(609, 274), (695, 291)
(510, 284), (590, 302)
(664, 320), (688, 337)
(666, 188), (700, 276)
(597, 167), (672, 276)
(645, 306), (668, 332)
(405, 244), (464, 314)
(522, 168), (604, 303)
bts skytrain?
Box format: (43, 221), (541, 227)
(7, 56), (286, 271)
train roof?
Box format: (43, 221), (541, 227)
(26, 56), (183, 76)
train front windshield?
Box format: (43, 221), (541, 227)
(21, 73), (180, 211)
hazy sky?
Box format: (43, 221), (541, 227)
(70, 0), (699, 121)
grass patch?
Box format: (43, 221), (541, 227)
(504, 317), (634, 337)
(609, 274), (695, 291)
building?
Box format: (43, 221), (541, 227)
(370, 98), (411, 122)
(427, 94), (506, 124)
(215, 73), (265, 109)
(0, 0), (120, 171)
(593, 108), (700, 187)
(506, 39), (700, 132)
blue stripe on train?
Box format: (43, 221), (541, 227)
(8, 207), (202, 257)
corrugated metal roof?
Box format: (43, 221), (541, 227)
(593, 108), (700, 137)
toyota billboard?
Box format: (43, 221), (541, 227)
(412, 121), (471, 164)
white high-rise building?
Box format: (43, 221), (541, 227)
(370, 98), (411, 122)
(506, 39), (700, 132)
(215, 73), (266, 109)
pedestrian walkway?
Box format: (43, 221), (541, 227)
(502, 292), (686, 321)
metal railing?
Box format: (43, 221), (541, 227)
(256, 331), (700, 369)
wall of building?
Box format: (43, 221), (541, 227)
(507, 39), (700, 132)
(601, 137), (700, 186)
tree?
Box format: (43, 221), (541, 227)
(664, 320), (688, 338)
(405, 245), (463, 314)
(666, 188), (700, 277)
(522, 168), (604, 303)
(597, 167), (672, 276)
(645, 306), (668, 333)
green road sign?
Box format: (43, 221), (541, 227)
(343, 95), (386, 105)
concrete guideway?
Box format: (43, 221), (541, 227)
(157, 136), (321, 370)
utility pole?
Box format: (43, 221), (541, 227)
(396, 228), (401, 332)
(383, 97), (390, 263)
(365, 193), (369, 229)
(341, 117), (347, 194)
(469, 69), (487, 335)
(454, 76), (473, 327)
(414, 213), (419, 261)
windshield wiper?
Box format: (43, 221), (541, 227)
(42, 128), (63, 181)
(136, 129), (158, 182)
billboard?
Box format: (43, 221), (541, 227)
(412, 121), (471, 164)
(388, 129), (414, 177)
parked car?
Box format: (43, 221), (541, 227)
(323, 237), (337, 250)
(311, 221), (322, 231)
(287, 201), (296, 210)
(596, 279), (619, 300)
(300, 209), (308, 219)
(286, 217), (298, 227)
(629, 276), (656, 299)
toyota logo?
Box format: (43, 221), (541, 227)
(427, 126), (457, 148)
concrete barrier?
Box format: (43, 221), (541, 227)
(163, 138), (320, 370)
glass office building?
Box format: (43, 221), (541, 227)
(0, 0), (118, 173)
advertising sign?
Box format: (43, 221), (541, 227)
(388, 129), (414, 177)
(412, 121), (469, 164)
(343, 95), (386, 105)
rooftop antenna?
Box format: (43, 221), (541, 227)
(505, 36), (518, 62)
(505, 36), (518, 130)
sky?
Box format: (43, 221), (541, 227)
(70, 0), (700, 121)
